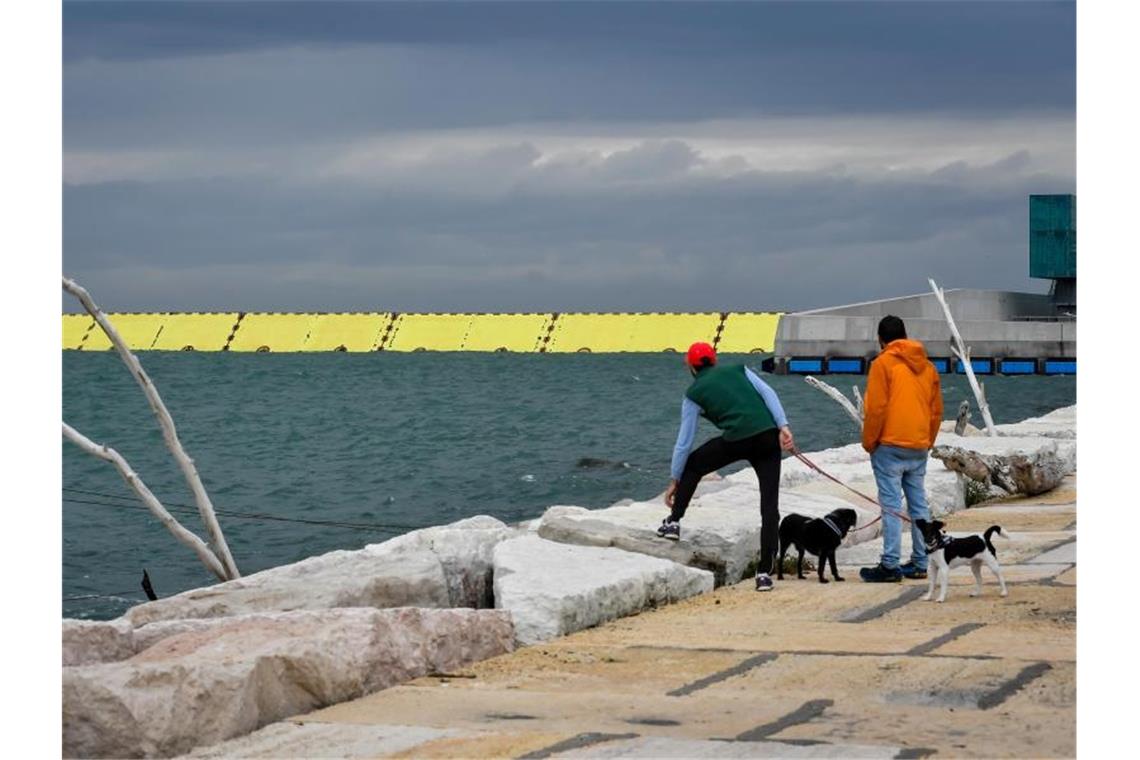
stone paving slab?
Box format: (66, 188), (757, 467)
(556, 736), (902, 758)
(186, 722), (470, 758)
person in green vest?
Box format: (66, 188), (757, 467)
(657, 342), (796, 591)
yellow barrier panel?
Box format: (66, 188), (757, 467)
(82, 313), (170, 351)
(463, 313), (551, 352)
(151, 313), (239, 351)
(228, 313), (318, 353)
(716, 312), (782, 354)
(385, 313), (474, 352)
(62, 314), (94, 350)
(302, 313), (392, 352)
(545, 313), (637, 353)
(626, 313), (722, 352)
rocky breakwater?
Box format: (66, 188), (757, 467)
(535, 406), (1077, 584)
(63, 608), (514, 758)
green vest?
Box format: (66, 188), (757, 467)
(685, 364), (777, 441)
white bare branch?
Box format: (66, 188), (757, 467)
(805, 375), (863, 427)
(63, 276), (240, 578)
(928, 278), (997, 437)
(63, 422), (228, 581)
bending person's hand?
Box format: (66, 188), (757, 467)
(779, 426), (796, 452)
(664, 480), (677, 509)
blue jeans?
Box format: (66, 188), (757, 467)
(871, 445), (931, 570)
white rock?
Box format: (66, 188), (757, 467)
(125, 516), (516, 627)
(995, 405), (1076, 439)
(493, 535), (713, 646)
(537, 495), (760, 585)
(63, 607), (514, 759)
(62, 618), (135, 666)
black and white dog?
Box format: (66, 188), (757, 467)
(915, 519), (1009, 603)
(777, 508), (859, 584)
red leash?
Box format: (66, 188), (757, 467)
(790, 448), (912, 530)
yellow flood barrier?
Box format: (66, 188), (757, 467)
(81, 313), (170, 351)
(384, 313), (473, 352)
(150, 313), (240, 351)
(63, 314), (95, 350)
(716, 312), (782, 354)
(626, 313), (723, 352)
(464, 313), (552, 352)
(227, 313), (317, 353)
(545, 313), (635, 353)
(302, 313), (392, 352)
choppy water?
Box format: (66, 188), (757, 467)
(62, 352), (1074, 619)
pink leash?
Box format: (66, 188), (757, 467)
(790, 449), (912, 530)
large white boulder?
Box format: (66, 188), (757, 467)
(125, 516), (516, 627)
(493, 535), (713, 646)
(63, 607), (514, 759)
(537, 496), (759, 585)
(62, 618), (135, 666)
(995, 405), (1076, 439)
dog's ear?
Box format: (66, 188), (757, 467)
(932, 520), (945, 533)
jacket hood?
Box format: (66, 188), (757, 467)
(882, 339), (930, 374)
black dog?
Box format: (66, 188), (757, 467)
(778, 508), (859, 583)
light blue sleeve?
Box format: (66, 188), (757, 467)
(670, 397), (700, 480)
(745, 367), (789, 429)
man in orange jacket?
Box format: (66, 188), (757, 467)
(859, 315), (944, 583)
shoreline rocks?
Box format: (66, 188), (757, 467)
(63, 607), (514, 759)
(493, 534), (713, 645)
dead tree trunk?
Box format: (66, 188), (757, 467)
(931, 445), (1068, 497)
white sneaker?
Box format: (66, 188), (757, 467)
(755, 573), (774, 592)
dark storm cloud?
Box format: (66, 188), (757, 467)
(62, 1), (1076, 312)
(65, 1), (1075, 135)
(62, 140), (1070, 313)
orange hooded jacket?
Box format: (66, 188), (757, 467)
(862, 339), (943, 452)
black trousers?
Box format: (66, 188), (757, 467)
(670, 429), (782, 576)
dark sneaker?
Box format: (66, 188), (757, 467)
(859, 564), (902, 583)
(755, 573), (774, 592)
(656, 519), (680, 541)
(900, 562), (927, 580)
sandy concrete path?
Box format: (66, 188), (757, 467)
(191, 477), (1076, 759)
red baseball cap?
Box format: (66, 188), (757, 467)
(686, 342), (717, 368)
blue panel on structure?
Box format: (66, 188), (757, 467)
(1044, 359), (1076, 375)
(826, 357), (865, 374)
(929, 357), (951, 374)
(956, 358), (994, 375)
(999, 359), (1038, 375)
(787, 357), (825, 374)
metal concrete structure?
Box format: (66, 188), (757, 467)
(770, 194), (1077, 375)
(771, 288), (1075, 374)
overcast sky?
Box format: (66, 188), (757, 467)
(62, 1), (1075, 313)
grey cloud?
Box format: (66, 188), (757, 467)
(63, 146), (1070, 314)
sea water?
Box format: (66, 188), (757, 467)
(63, 351), (1074, 619)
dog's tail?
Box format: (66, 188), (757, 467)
(983, 525), (1008, 556)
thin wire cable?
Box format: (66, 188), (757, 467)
(61, 488), (432, 533)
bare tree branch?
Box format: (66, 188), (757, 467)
(805, 376), (863, 427)
(928, 278), (997, 437)
(63, 276), (240, 578)
(63, 422), (228, 581)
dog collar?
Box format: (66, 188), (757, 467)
(926, 534), (952, 552)
(821, 516), (843, 537)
